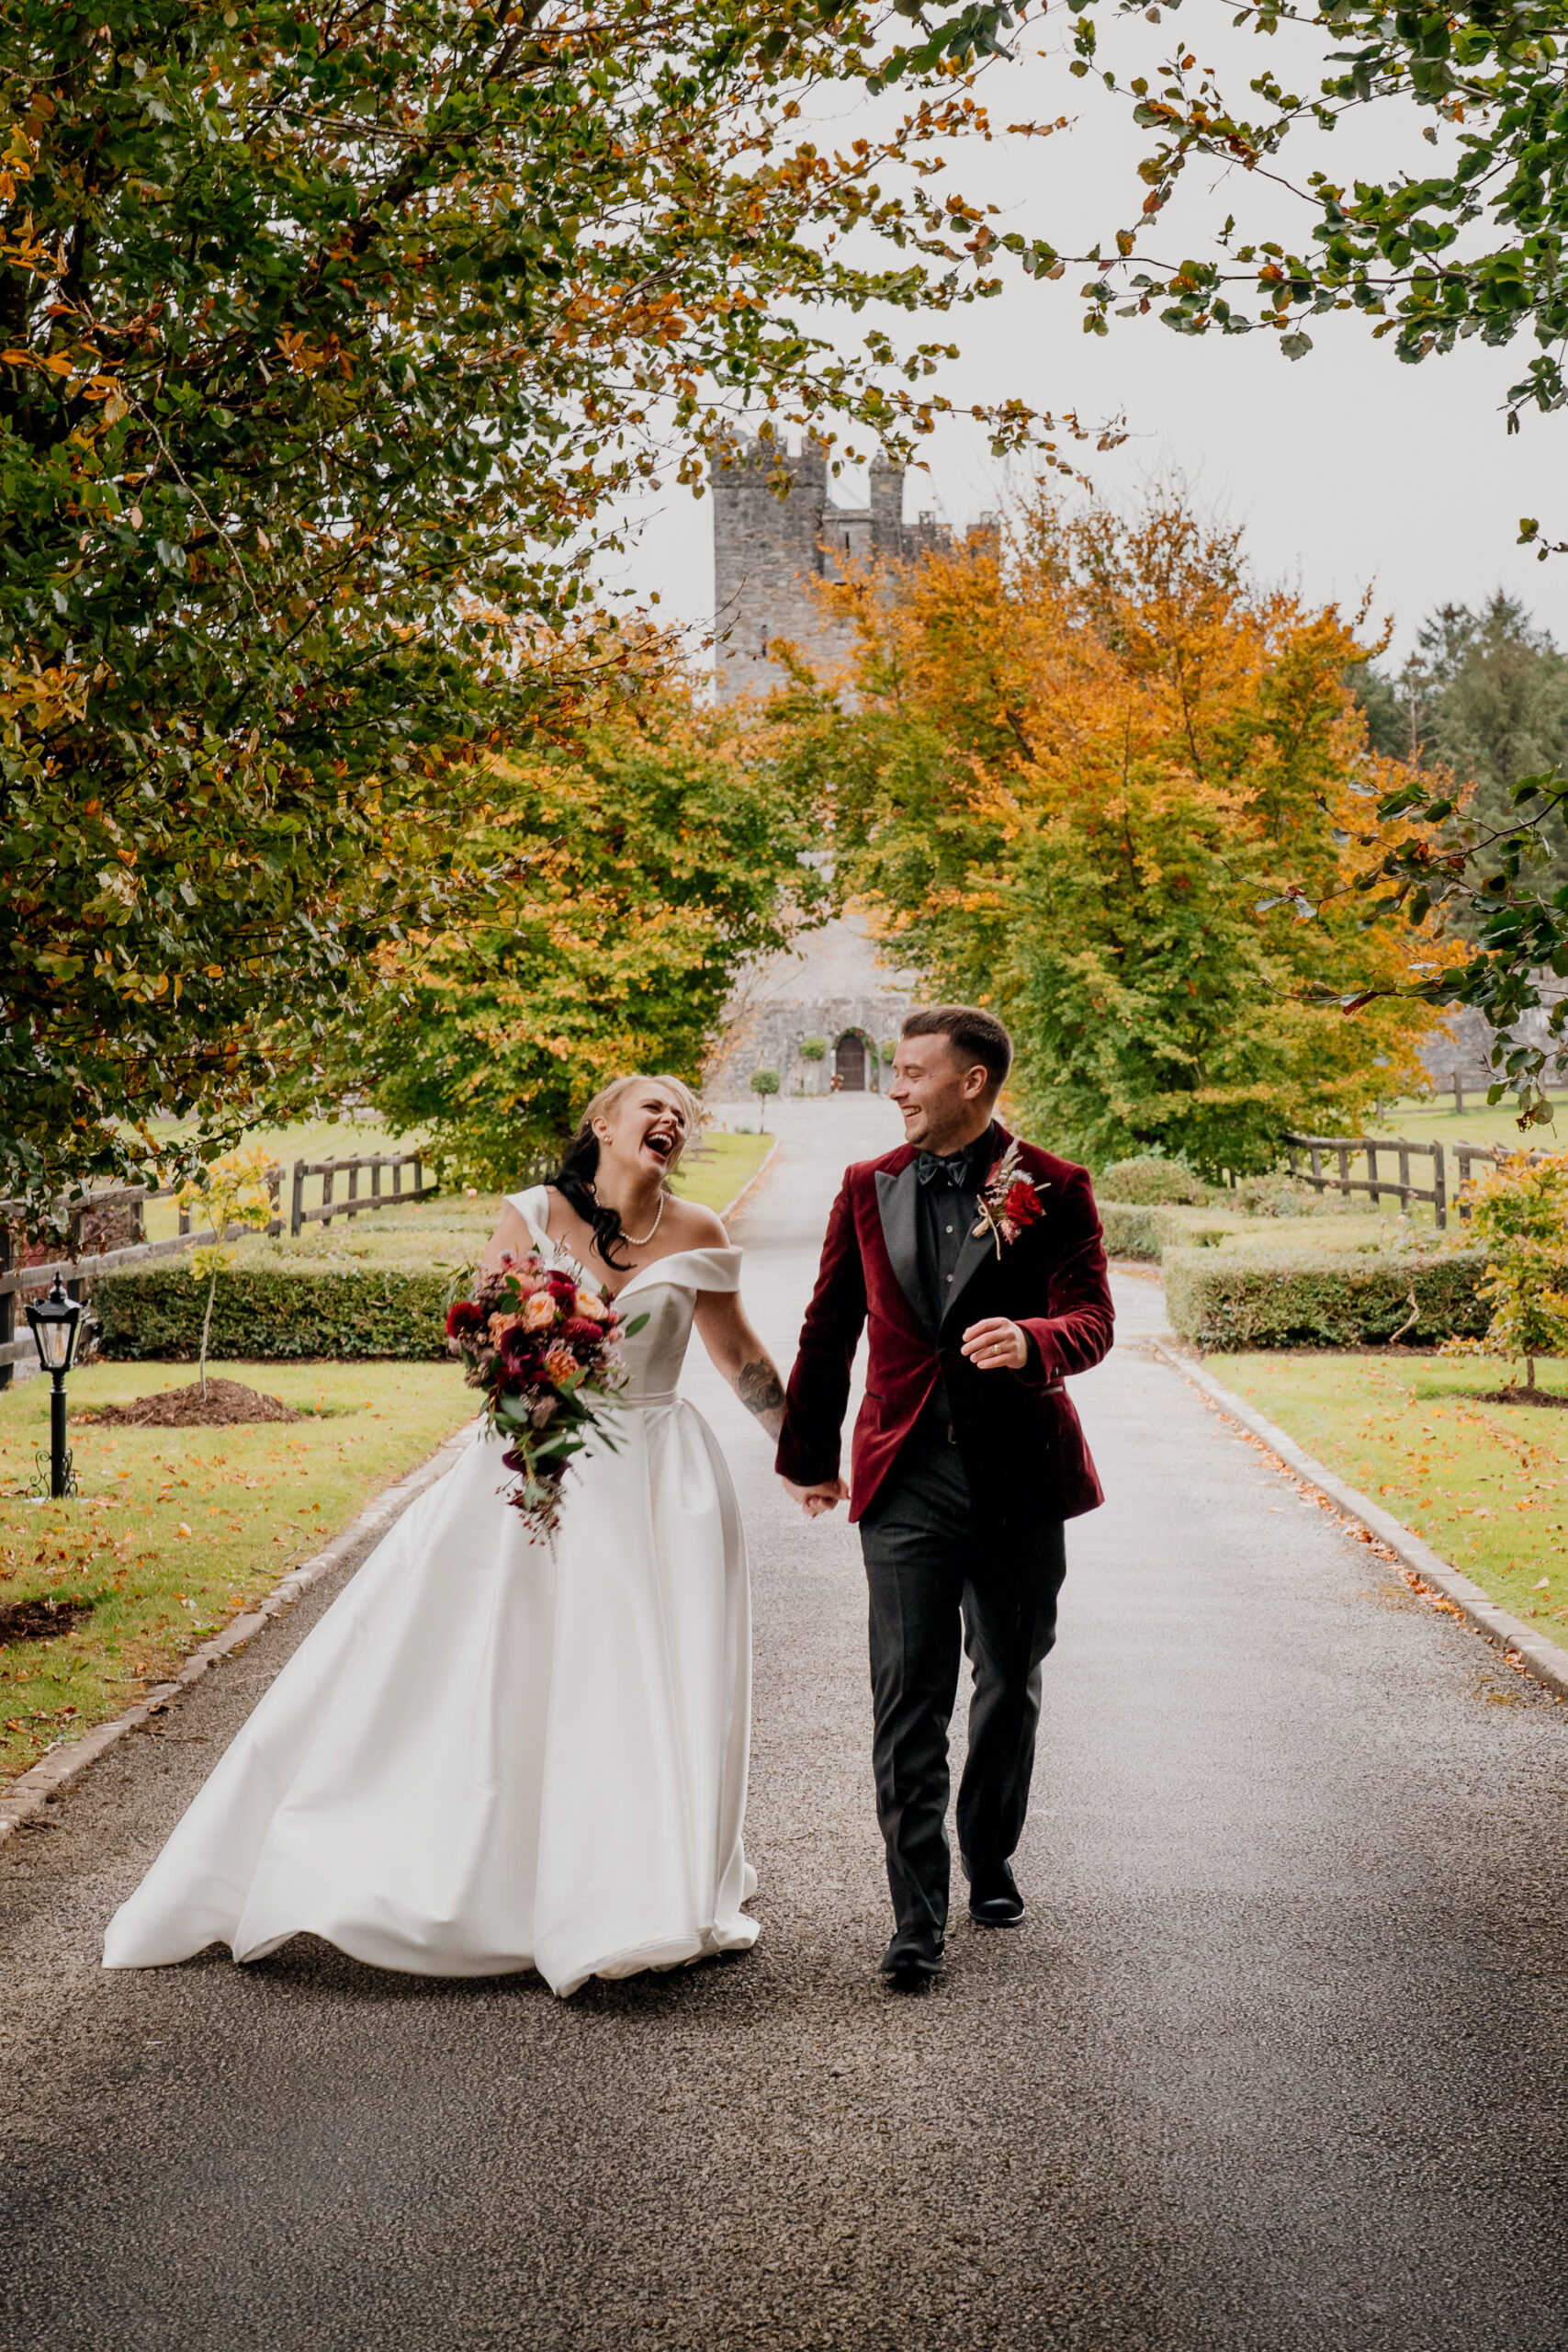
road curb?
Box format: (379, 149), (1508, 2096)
(718, 1137), (780, 1224)
(0, 1419), (479, 1852)
(1146, 1336), (1568, 1704)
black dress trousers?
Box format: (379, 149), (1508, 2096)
(859, 1432), (1066, 1938)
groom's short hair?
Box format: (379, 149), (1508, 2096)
(902, 1005), (1012, 1094)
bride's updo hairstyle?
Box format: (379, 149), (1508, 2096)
(548, 1072), (704, 1271)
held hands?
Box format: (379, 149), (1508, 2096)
(960, 1316), (1029, 1372)
(784, 1476), (850, 1519)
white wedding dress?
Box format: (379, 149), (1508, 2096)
(103, 1187), (759, 1996)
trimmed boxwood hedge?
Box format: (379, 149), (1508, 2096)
(1165, 1245), (1489, 1351)
(92, 1260), (455, 1361)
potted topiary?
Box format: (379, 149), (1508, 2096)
(750, 1068), (781, 1133)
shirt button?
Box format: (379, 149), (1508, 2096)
(945, 1225), (953, 1235)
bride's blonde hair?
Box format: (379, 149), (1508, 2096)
(577, 1072), (703, 1147)
(549, 1072), (704, 1270)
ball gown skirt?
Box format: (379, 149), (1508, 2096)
(102, 1196), (759, 1997)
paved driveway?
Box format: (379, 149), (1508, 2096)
(3, 1097), (1565, 2350)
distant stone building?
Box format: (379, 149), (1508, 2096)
(705, 438), (963, 1099)
(711, 437), (952, 701)
(704, 913), (918, 1102)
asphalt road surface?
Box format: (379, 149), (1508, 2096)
(3, 1097), (1565, 2352)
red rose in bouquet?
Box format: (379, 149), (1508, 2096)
(445, 1250), (647, 1542)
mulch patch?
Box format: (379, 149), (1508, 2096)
(76, 1378), (303, 1430)
(0, 1595), (95, 1645)
(1472, 1387), (1568, 1410)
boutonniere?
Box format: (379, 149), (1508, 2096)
(971, 1140), (1047, 1259)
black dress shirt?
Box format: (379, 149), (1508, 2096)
(914, 1123), (996, 1331)
(912, 1125), (997, 1438)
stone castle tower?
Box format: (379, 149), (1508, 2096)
(711, 439), (945, 700)
(703, 438), (933, 1100)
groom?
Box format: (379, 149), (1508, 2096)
(776, 1006), (1113, 1986)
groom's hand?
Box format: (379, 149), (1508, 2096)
(961, 1316), (1029, 1372)
(783, 1476), (850, 1519)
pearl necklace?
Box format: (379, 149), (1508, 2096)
(618, 1190), (666, 1249)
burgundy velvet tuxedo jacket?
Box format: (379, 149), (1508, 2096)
(775, 1124), (1114, 1526)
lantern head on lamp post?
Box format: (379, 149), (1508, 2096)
(26, 1273), (83, 1500)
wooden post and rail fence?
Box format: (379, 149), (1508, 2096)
(0, 1149), (437, 1390)
(1282, 1134), (1537, 1231)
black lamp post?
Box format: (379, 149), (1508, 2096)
(26, 1272), (83, 1500)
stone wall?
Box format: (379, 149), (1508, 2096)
(1417, 979), (1568, 1084)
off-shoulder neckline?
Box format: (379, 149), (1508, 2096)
(508, 1185), (739, 1305)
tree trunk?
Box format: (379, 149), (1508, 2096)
(1528, 1354), (1538, 1391)
(199, 1269), (217, 1401)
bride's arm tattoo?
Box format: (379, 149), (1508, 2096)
(736, 1357), (786, 1438)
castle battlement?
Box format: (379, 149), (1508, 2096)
(711, 438), (947, 701)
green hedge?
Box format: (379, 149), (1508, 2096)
(1165, 1245), (1490, 1351)
(1100, 1203), (1235, 1260)
(91, 1261), (455, 1361)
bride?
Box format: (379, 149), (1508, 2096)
(103, 1074), (786, 1997)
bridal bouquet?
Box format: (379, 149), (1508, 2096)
(446, 1252), (645, 1543)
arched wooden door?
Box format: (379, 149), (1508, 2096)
(834, 1032), (868, 1091)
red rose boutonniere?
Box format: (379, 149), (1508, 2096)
(971, 1140), (1047, 1259)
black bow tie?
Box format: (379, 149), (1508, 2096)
(916, 1149), (976, 1190)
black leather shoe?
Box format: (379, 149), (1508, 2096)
(879, 1927), (944, 1986)
(965, 1859), (1025, 1928)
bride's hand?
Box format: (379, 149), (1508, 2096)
(784, 1476), (849, 1518)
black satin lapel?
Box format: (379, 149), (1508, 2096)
(941, 1212), (1001, 1334)
(875, 1165), (931, 1335)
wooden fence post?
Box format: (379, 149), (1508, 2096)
(1432, 1142), (1447, 1231)
(290, 1159), (306, 1238)
(321, 1160), (334, 1230)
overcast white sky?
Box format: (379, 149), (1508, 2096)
(605, 5), (1568, 673)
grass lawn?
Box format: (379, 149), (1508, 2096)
(672, 1129), (774, 1214)
(1213, 1351), (1568, 1636)
(1369, 1094), (1567, 1155)
(0, 1361), (477, 1792)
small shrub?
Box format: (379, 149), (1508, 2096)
(1442, 1150), (1568, 1390)
(175, 1143), (278, 1396)
(798, 1036), (827, 1062)
(1231, 1173), (1335, 1218)
(1099, 1154), (1211, 1207)
(1167, 1246), (1488, 1351)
